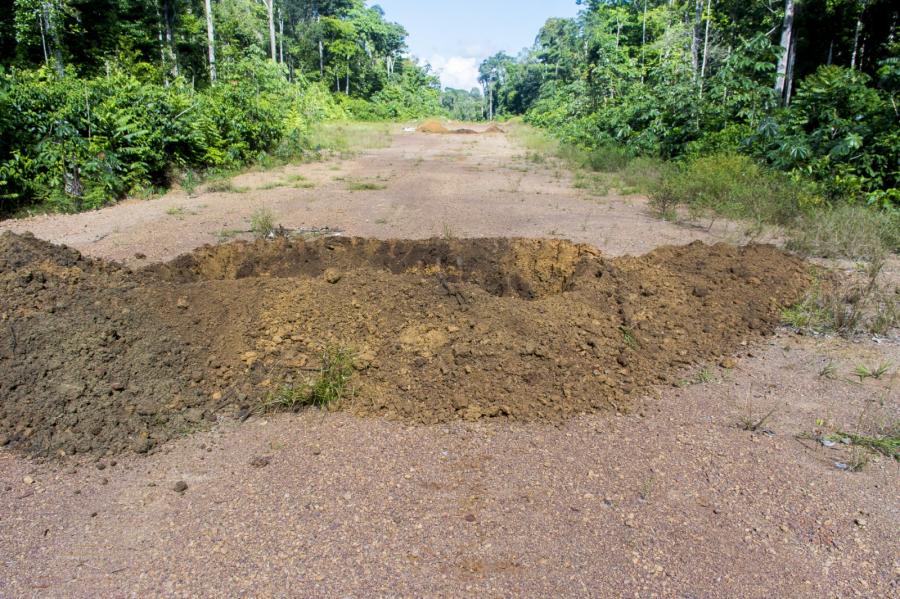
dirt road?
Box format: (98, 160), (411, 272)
(1, 126), (897, 598)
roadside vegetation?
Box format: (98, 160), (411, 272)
(478, 1), (899, 262)
(0, 0), (441, 216)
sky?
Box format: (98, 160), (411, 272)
(369, 1), (582, 90)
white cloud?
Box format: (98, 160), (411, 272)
(426, 55), (481, 91)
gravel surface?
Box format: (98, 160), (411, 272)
(0, 127), (897, 597)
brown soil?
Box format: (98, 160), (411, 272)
(416, 119), (489, 135)
(1, 231), (807, 457)
(417, 119), (452, 133)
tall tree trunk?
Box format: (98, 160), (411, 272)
(851, 1), (866, 70)
(691, 0), (702, 75)
(278, 10), (284, 63)
(699, 0), (713, 96)
(37, 9), (49, 68)
(203, 0), (216, 83)
(41, 1), (64, 77)
(784, 37), (797, 105)
(265, 0), (276, 62)
(774, 0), (795, 102)
(164, 0), (179, 79)
(639, 0), (647, 82)
(157, 3), (168, 85)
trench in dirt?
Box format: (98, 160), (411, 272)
(0, 231), (808, 456)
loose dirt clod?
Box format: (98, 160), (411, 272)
(0, 231), (808, 456)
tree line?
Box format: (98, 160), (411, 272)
(478, 0), (899, 210)
(0, 1), (443, 213)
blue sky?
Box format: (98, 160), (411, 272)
(370, 1), (582, 90)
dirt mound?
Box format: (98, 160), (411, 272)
(483, 124), (505, 134)
(417, 120), (451, 134)
(416, 120), (485, 135)
(0, 232), (809, 456)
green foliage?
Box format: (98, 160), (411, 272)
(492, 1), (899, 238)
(1, 58), (370, 213)
(0, 0), (443, 214)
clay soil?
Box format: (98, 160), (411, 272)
(0, 125), (897, 598)
(2, 232), (806, 456)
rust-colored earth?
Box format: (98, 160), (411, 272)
(1, 231), (807, 456)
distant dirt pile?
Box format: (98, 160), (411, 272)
(416, 120), (495, 135)
(0, 231), (808, 456)
(417, 120), (451, 133)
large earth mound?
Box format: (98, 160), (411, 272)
(0, 231), (809, 456)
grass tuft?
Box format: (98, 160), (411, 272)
(261, 346), (355, 412)
(250, 208), (276, 239)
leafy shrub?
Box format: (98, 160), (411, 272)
(0, 59), (338, 215)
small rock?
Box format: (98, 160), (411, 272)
(23, 476), (34, 485)
(854, 518), (867, 527)
(95, 462), (106, 471)
(463, 514), (476, 522)
(110, 382), (126, 392)
(250, 455), (271, 468)
(0, 434), (9, 446)
(176, 297), (190, 309)
(720, 357), (738, 369)
(173, 480), (188, 493)
(100, 478), (108, 485)
(134, 252), (146, 260)
(323, 269), (342, 284)
(311, 447), (322, 456)
(692, 286), (709, 298)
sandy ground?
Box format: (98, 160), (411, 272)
(1, 126), (898, 598)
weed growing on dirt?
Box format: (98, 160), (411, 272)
(166, 206), (191, 219)
(250, 208), (276, 239)
(347, 180), (387, 191)
(738, 393), (777, 432)
(782, 262), (898, 338)
(819, 360), (839, 379)
(838, 430), (900, 460)
(441, 223), (455, 240)
(206, 178), (246, 193)
(179, 170), (200, 196)
(853, 362), (892, 382)
(261, 346), (355, 412)
(695, 368), (714, 384)
(619, 326), (637, 349)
